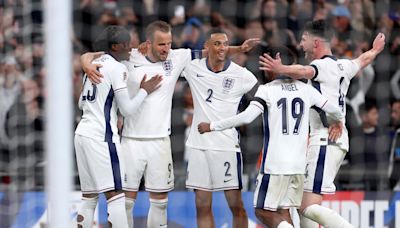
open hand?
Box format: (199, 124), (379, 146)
(140, 74), (163, 94)
(328, 121), (343, 142)
(240, 38), (261, 52)
(259, 52), (282, 74)
(81, 52), (104, 84)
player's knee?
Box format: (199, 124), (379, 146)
(195, 191), (212, 209)
(254, 208), (265, 221)
(149, 198), (168, 210)
(229, 203), (247, 217)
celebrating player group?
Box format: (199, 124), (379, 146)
(75, 18), (385, 228)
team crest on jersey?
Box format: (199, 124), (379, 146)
(162, 60), (173, 76)
(222, 77), (235, 91)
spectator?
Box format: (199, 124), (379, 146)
(357, 103), (390, 190)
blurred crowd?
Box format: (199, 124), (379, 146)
(1, 0), (400, 192)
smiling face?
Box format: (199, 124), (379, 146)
(148, 30), (172, 62)
(206, 33), (229, 63)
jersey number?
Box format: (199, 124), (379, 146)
(82, 83), (97, 102)
(224, 161), (232, 177)
(338, 77), (345, 112)
(277, 97), (304, 134)
(206, 89), (213, 102)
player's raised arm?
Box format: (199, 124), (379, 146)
(259, 52), (315, 80)
(201, 37), (261, 57)
(353, 32), (385, 71)
(198, 103), (262, 134)
(80, 51), (105, 84)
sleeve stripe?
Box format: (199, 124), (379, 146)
(114, 87), (127, 92)
(252, 97), (267, 110)
(251, 102), (264, 112)
(310, 64), (318, 80)
(320, 100), (328, 109)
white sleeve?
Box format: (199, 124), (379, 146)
(211, 103), (263, 131)
(309, 60), (322, 80)
(110, 64), (128, 92)
(241, 68), (258, 93)
(345, 59), (361, 80)
(115, 88), (148, 117)
(309, 87), (344, 121)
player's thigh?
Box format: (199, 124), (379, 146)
(74, 135), (122, 193)
(208, 151), (243, 191)
(186, 147), (212, 191)
(120, 137), (147, 191)
(304, 145), (346, 194)
(280, 174), (304, 209)
(144, 137), (174, 192)
(253, 173), (291, 211)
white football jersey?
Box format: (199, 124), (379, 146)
(254, 79), (330, 174)
(184, 58), (258, 152)
(75, 54), (128, 143)
(308, 56), (360, 151)
(122, 48), (195, 138)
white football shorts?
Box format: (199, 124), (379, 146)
(186, 148), (243, 191)
(253, 173), (304, 211)
(303, 145), (347, 194)
(74, 134), (126, 194)
(121, 136), (174, 192)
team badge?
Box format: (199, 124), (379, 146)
(162, 60), (173, 76)
(222, 77), (235, 90)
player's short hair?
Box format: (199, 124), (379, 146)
(359, 100), (377, 116)
(145, 20), (171, 41)
(206, 28), (227, 40)
(93, 26), (130, 52)
(303, 20), (334, 40)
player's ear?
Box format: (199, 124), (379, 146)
(204, 40), (210, 51)
(110, 43), (119, 52)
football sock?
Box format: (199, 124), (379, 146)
(125, 197), (135, 228)
(302, 204), (354, 228)
(277, 221), (294, 228)
(147, 198), (168, 228)
(77, 196), (98, 227)
(107, 193), (128, 228)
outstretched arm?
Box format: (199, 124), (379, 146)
(259, 53), (315, 80)
(198, 103), (262, 134)
(201, 38), (261, 57)
(353, 33), (385, 70)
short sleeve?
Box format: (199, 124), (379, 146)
(111, 63), (129, 93)
(343, 59), (361, 80)
(309, 59), (322, 81)
(241, 68), (258, 93)
(176, 48), (193, 67)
